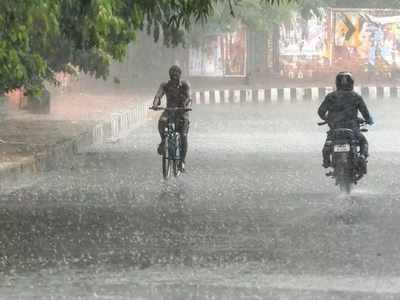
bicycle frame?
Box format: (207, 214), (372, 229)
(164, 110), (182, 160)
(150, 106), (191, 179)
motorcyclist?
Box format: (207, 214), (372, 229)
(318, 72), (374, 171)
(151, 65), (192, 171)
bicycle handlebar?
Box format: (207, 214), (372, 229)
(149, 107), (192, 112)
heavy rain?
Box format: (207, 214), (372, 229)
(1, 1), (400, 299)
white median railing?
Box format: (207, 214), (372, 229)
(92, 100), (153, 144)
(92, 124), (104, 144)
(193, 85), (400, 105)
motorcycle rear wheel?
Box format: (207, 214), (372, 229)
(336, 165), (352, 194)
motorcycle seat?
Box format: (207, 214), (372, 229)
(332, 128), (355, 140)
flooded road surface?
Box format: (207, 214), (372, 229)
(1, 100), (400, 299)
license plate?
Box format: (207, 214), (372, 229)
(334, 144), (350, 152)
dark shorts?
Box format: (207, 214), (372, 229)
(158, 111), (189, 135)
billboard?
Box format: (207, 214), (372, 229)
(279, 10), (330, 79)
(223, 31), (247, 77)
(189, 35), (223, 77)
(279, 8), (400, 81)
(189, 31), (247, 77)
(334, 11), (400, 77)
(280, 12), (326, 57)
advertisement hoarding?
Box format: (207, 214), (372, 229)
(334, 11), (400, 77)
(189, 31), (247, 77)
(279, 9), (331, 79)
(223, 31), (247, 77)
(189, 35), (224, 77)
(279, 8), (400, 81)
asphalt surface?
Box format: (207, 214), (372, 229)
(1, 100), (400, 299)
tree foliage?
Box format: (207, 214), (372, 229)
(186, 0), (296, 50)
(0, 0), (298, 95)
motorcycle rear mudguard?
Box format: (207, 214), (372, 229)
(333, 151), (350, 165)
(333, 152), (352, 185)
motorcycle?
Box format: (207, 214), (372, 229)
(150, 107), (191, 179)
(319, 119), (369, 194)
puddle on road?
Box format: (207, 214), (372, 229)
(3, 267), (400, 300)
(0, 185), (278, 273)
(1, 181), (400, 300)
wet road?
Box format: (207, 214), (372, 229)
(1, 100), (400, 299)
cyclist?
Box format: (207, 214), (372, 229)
(151, 65), (192, 171)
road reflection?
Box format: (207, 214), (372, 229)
(0, 185), (194, 272)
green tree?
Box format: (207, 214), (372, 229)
(0, 0), (295, 96)
(188, 0), (295, 45)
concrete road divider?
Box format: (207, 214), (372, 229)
(193, 86), (400, 105)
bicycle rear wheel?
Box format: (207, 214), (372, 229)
(162, 157), (171, 179)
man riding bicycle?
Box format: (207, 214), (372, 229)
(151, 65), (192, 171)
(318, 72), (374, 171)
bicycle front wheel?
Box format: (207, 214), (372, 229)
(173, 160), (181, 177)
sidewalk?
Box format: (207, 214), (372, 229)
(0, 89), (153, 187)
(0, 98), (92, 186)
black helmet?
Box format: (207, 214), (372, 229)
(169, 65), (182, 81)
(336, 72), (354, 91)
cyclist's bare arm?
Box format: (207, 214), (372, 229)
(152, 83), (166, 107)
(182, 81), (192, 108)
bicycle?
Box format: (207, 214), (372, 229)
(150, 107), (192, 179)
